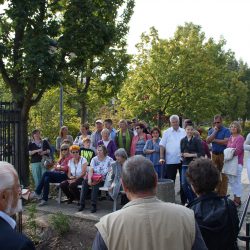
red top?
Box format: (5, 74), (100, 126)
(55, 155), (73, 173)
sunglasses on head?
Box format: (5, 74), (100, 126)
(71, 151), (79, 154)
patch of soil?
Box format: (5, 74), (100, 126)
(23, 211), (97, 250)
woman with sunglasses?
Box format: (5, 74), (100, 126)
(130, 122), (151, 156)
(60, 145), (88, 204)
(31, 143), (72, 206)
(79, 145), (114, 213)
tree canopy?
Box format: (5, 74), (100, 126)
(118, 23), (250, 127)
(0, 0), (134, 185)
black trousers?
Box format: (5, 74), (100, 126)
(80, 179), (103, 206)
(60, 178), (83, 201)
(164, 163), (187, 204)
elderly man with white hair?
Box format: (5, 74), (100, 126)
(0, 161), (35, 249)
(159, 114), (187, 204)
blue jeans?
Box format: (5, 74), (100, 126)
(36, 171), (68, 201)
(154, 164), (162, 178)
(181, 165), (196, 203)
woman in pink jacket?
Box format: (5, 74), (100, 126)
(227, 121), (244, 207)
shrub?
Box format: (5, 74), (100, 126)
(49, 212), (70, 235)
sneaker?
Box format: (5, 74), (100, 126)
(29, 191), (40, 200)
(38, 200), (47, 206)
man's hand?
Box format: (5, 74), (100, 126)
(159, 159), (165, 165)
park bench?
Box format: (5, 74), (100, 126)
(50, 183), (121, 211)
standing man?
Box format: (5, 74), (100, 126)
(159, 115), (186, 204)
(91, 119), (103, 149)
(206, 114), (230, 196)
(104, 119), (117, 142)
(92, 156), (207, 250)
(0, 161), (35, 249)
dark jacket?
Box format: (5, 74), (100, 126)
(0, 217), (35, 250)
(180, 136), (203, 165)
(187, 193), (239, 250)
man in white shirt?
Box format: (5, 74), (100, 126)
(159, 115), (186, 204)
(0, 161), (35, 249)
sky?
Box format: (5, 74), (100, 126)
(127, 0), (250, 65)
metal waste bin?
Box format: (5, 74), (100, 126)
(156, 179), (175, 203)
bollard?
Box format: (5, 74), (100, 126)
(156, 179), (175, 203)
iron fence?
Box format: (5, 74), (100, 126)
(0, 101), (22, 231)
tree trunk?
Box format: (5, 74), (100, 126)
(80, 101), (88, 124)
(157, 110), (163, 129)
(17, 102), (31, 187)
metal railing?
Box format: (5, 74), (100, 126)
(0, 101), (22, 232)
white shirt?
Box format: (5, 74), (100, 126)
(0, 211), (16, 229)
(68, 156), (87, 177)
(90, 156), (114, 176)
(159, 127), (186, 164)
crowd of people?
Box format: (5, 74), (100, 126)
(1, 113), (250, 249)
(28, 115), (250, 209)
(24, 114), (250, 248)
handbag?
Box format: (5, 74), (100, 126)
(41, 155), (54, 169)
(86, 173), (103, 185)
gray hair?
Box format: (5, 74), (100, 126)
(169, 115), (179, 122)
(122, 156), (157, 194)
(0, 162), (16, 191)
(101, 128), (110, 136)
(115, 148), (128, 160)
(119, 119), (127, 125)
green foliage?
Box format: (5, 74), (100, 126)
(26, 204), (40, 243)
(118, 23), (250, 126)
(49, 212), (70, 236)
(0, 76), (12, 101)
(60, 0), (134, 123)
(29, 87), (80, 144)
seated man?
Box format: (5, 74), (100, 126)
(92, 155), (207, 250)
(0, 161), (35, 249)
(187, 158), (239, 250)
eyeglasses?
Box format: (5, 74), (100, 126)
(61, 148), (68, 151)
(71, 151), (79, 154)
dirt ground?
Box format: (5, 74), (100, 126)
(23, 210), (97, 250)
